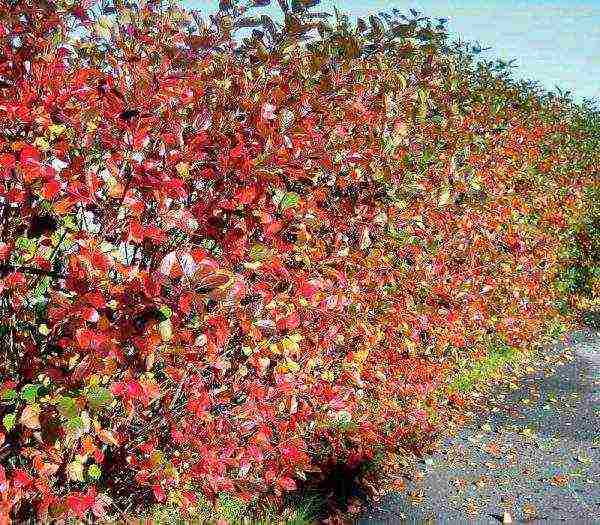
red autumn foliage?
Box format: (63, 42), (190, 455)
(0, 0), (597, 521)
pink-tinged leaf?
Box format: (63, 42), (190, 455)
(159, 250), (197, 278)
(91, 493), (111, 518)
(277, 476), (297, 491)
(159, 251), (177, 276)
(0, 243), (12, 260)
(126, 381), (144, 399)
(0, 465), (7, 493)
(261, 103), (277, 120)
(19, 145), (40, 164)
(153, 485), (166, 502)
(299, 280), (320, 299)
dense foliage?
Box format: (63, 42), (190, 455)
(556, 183), (600, 311)
(0, 0), (597, 521)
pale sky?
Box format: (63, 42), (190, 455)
(186, 0), (600, 103)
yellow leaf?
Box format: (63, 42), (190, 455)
(321, 370), (334, 382)
(34, 137), (50, 152)
(176, 162), (189, 178)
(353, 349), (369, 364)
(48, 124), (66, 138)
(438, 187), (451, 206)
(288, 333), (303, 343)
(159, 319), (172, 342)
(67, 460), (85, 482)
(281, 337), (300, 356)
(284, 358), (300, 373)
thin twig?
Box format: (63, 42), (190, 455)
(0, 264), (65, 279)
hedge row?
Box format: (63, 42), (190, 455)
(0, 0), (597, 522)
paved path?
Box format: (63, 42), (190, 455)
(358, 326), (600, 524)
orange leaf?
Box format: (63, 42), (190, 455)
(97, 428), (119, 446)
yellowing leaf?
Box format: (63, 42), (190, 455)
(159, 319), (172, 342)
(438, 187), (451, 206)
(283, 358), (300, 373)
(67, 460), (85, 482)
(281, 336), (300, 356)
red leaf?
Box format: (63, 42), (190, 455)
(41, 179), (61, 200)
(126, 381), (144, 399)
(153, 485), (166, 502)
(19, 145), (40, 164)
(0, 153), (15, 169)
(277, 476), (297, 491)
(12, 468), (33, 488)
(236, 185), (257, 205)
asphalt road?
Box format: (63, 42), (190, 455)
(358, 325), (600, 524)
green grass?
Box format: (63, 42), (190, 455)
(258, 492), (322, 525)
(143, 490), (321, 524)
(447, 340), (518, 394)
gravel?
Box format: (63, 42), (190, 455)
(358, 325), (600, 524)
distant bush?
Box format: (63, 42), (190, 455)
(556, 183), (600, 311)
(0, 0), (597, 522)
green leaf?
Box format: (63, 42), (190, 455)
(1, 389), (17, 401)
(88, 464), (102, 480)
(66, 416), (84, 430)
(2, 413), (16, 432)
(57, 396), (79, 419)
(158, 305), (172, 320)
(34, 277), (51, 301)
(249, 244), (267, 261)
(61, 215), (78, 231)
(15, 236), (36, 251)
(20, 384), (40, 403)
(86, 387), (113, 409)
(280, 192), (299, 211)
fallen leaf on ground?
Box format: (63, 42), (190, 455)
(550, 474), (569, 487)
(523, 503), (537, 517)
(484, 442), (501, 456)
